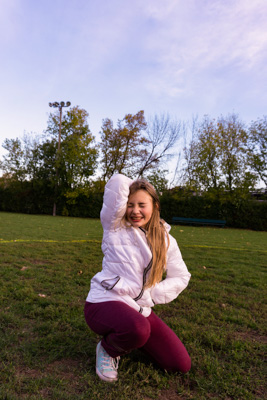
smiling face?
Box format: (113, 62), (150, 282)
(126, 189), (154, 228)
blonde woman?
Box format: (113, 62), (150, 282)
(84, 174), (191, 382)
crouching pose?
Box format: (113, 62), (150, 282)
(84, 174), (191, 382)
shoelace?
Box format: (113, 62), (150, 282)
(111, 356), (120, 371)
(101, 352), (120, 371)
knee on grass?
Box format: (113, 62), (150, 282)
(167, 356), (191, 374)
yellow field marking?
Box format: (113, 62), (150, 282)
(182, 244), (267, 253)
(0, 239), (102, 244)
(0, 239), (266, 253)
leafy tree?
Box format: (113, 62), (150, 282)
(217, 114), (249, 191)
(21, 106), (98, 215)
(30, 140), (57, 184)
(100, 111), (182, 181)
(183, 116), (221, 191)
(248, 116), (267, 187)
(145, 169), (169, 194)
(0, 138), (27, 181)
(42, 106), (98, 190)
(100, 110), (148, 180)
(0, 132), (41, 181)
(182, 114), (253, 193)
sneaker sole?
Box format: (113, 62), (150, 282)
(96, 368), (118, 383)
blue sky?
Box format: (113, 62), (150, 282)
(1, 0), (267, 176)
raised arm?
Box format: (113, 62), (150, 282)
(100, 174), (133, 231)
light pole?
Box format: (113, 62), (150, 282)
(49, 101), (71, 216)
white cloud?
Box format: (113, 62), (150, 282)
(137, 0), (267, 98)
(140, 0), (182, 20)
(0, 0), (267, 162)
(0, 0), (22, 43)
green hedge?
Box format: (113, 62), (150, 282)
(62, 192), (104, 218)
(0, 182), (103, 218)
(160, 193), (267, 231)
(0, 181), (54, 215)
(0, 182), (266, 230)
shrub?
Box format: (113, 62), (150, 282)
(160, 192), (267, 231)
(0, 179), (266, 230)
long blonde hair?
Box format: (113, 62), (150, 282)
(125, 179), (169, 288)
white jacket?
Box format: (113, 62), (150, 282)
(86, 174), (191, 317)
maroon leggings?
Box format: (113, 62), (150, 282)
(84, 301), (191, 373)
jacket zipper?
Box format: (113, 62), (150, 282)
(133, 227), (153, 302)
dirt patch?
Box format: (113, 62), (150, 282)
(14, 359), (86, 399)
(30, 259), (51, 265)
(233, 330), (267, 344)
(15, 358), (81, 381)
(45, 358), (81, 380)
(15, 366), (40, 379)
(157, 390), (186, 400)
(144, 382), (187, 400)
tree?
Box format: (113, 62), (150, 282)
(182, 114), (252, 193)
(100, 110), (149, 180)
(30, 140), (58, 184)
(42, 106), (98, 190)
(217, 113), (249, 191)
(100, 111), (182, 181)
(182, 116), (221, 191)
(0, 138), (27, 181)
(146, 169), (169, 194)
(138, 114), (182, 178)
(27, 106), (99, 215)
(248, 116), (267, 187)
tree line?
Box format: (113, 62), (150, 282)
(182, 114), (266, 194)
(0, 106), (266, 221)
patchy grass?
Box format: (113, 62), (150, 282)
(0, 212), (266, 399)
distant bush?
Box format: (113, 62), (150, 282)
(0, 180), (54, 215)
(0, 179), (104, 218)
(0, 180), (266, 230)
(63, 191), (104, 218)
(160, 192), (267, 231)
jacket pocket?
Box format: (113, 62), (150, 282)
(101, 276), (120, 290)
(100, 276), (129, 296)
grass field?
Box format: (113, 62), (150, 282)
(0, 212), (266, 400)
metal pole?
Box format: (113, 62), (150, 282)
(52, 106), (63, 216)
(58, 106), (62, 152)
(49, 101), (71, 217)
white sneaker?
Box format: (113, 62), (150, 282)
(96, 341), (120, 382)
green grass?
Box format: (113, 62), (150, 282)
(0, 212), (266, 399)
(0, 212), (103, 242)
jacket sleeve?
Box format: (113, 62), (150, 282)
(100, 174), (133, 231)
(150, 235), (191, 305)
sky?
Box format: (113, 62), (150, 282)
(1, 0), (267, 178)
